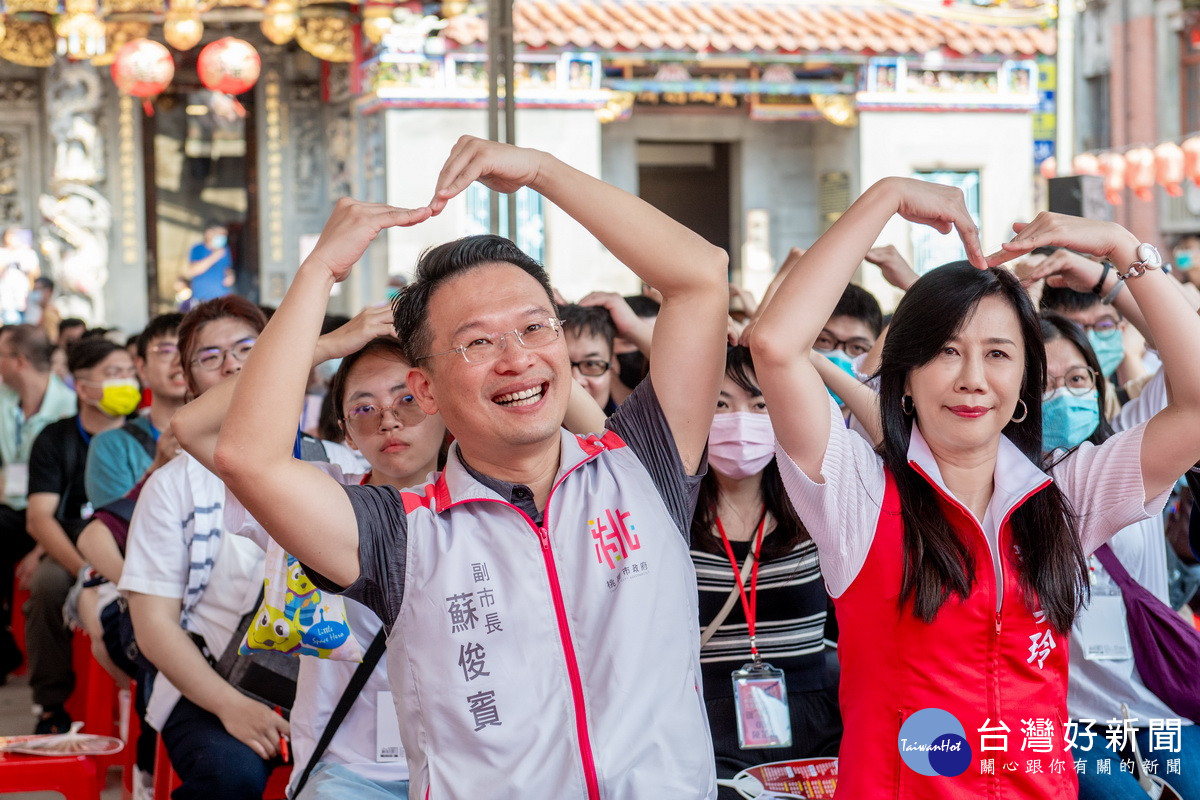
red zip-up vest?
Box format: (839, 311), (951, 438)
(834, 468), (1075, 799)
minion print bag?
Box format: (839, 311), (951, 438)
(238, 537), (365, 661)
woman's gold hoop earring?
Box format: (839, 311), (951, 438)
(1011, 399), (1028, 424)
(901, 395), (915, 416)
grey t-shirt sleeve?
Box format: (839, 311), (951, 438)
(605, 377), (705, 540)
(303, 483), (408, 629)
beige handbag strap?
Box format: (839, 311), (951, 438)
(700, 549), (756, 648)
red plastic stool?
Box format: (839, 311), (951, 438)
(153, 734), (292, 800)
(10, 578), (30, 676)
(121, 680), (141, 800)
(0, 751), (102, 799)
(65, 628), (121, 738)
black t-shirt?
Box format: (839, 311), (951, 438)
(28, 416), (92, 541)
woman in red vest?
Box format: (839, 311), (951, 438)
(747, 177), (1200, 799)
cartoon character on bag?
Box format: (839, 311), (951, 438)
(284, 556), (321, 627)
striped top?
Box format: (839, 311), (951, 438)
(692, 534), (831, 697)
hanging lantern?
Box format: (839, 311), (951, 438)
(197, 37), (261, 95)
(1125, 147), (1156, 202)
(1038, 156), (1056, 181)
(1072, 153), (1100, 176)
(1097, 152), (1125, 205)
(110, 37), (174, 114)
(163, 0), (203, 51)
(1183, 137), (1200, 187)
(1153, 142), (1185, 197)
(260, 0), (298, 45)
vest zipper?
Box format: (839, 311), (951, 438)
(440, 447), (605, 800)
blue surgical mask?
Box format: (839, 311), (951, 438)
(210, 234), (228, 249)
(1087, 328), (1124, 377)
(1042, 387), (1100, 452)
(816, 348), (858, 406)
(1177, 251), (1194, 270)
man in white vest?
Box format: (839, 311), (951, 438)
(204, 136), (729, 799)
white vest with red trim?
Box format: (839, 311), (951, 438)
(385, 428), (717, 800)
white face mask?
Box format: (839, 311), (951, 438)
(707, 412), (775, 479)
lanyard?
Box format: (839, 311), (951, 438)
(715, 508), (767, 666)
(75, 416), (92, 445)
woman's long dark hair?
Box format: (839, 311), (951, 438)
(691, 345), (809, 561)
(878, 263), (1087, 633)
(1039, 311), (1114, 449)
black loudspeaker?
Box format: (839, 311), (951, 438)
(1048, 175), (1113, 221)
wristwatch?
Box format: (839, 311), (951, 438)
(1115, 243), (1162, 281)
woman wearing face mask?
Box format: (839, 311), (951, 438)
(692, 345), (841, 794)
(1041, 312), (1200, 800)
(748, 176), (1200, 799)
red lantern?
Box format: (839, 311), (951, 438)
(1038, 157), (1057, 181)
(1154, 142), (1185, 197)
(1183, 137), (1200, 186)
(1125, 147), (1156, 202)
(110, 38), (174, 114)
(1072, 153), (1100, 176)
(197, 37), (261, 96)
(1098, 152), (1125, 205)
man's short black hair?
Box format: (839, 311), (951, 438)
(1040, 285), (1104, 314)
(623, 295), (661, 319)
(33, 276), (53, 292)
(830, 284), (883, 337)
(60, 318), (86, 332)
(557, 304), (616, 352)
(136, 312), (184, 360)
(392, 235), (554, 366)
(67, 336), (125, 375)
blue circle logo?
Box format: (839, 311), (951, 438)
(897, 708), (972, 777)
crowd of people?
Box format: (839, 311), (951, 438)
(1, 137), (1199, 800)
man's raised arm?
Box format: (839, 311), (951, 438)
(210, 200), (430, 588)
(429, 136), (729, 473)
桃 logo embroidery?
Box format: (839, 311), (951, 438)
(590, 508), (641, 569)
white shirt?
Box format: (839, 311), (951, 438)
(224, 463), (408, 788)
(775, 396), (1170, 600)
(118, 454), (264, 730)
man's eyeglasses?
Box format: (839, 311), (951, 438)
(1043, 366), (1096, 400)
(1077, 317), (1120, 334)
(570, 359), (610, 377)
(417, 318), (562, 365)
(343, 395), (426, 435)
(148, 343), (179, 361)
(191, 338), (256, 371)
(814, 330), (874, 358)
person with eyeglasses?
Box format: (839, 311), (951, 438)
(117, 296), (289, 800)
(206, 135), (729, 800)
(81, 314), (186, 510)
(748, 176), (1200, 799)
(25, 337), (135, 732)
(1035, 311), (1200, 800)
(171, 312), (447, 800)
(557, 303), (618, 415)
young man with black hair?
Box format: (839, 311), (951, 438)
(202, 136), (729, 799)
(557, 303), (618, 414)
(84, 313), (187, 509)
(25, 337), (134, 732)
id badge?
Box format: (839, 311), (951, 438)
(3, 463), (27, 498)
(375, 690), (403, 762)
(1079, 593), (1133, 661)
(732, 663), (792, 749)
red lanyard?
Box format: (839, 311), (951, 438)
(715, 509), (767, 661)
